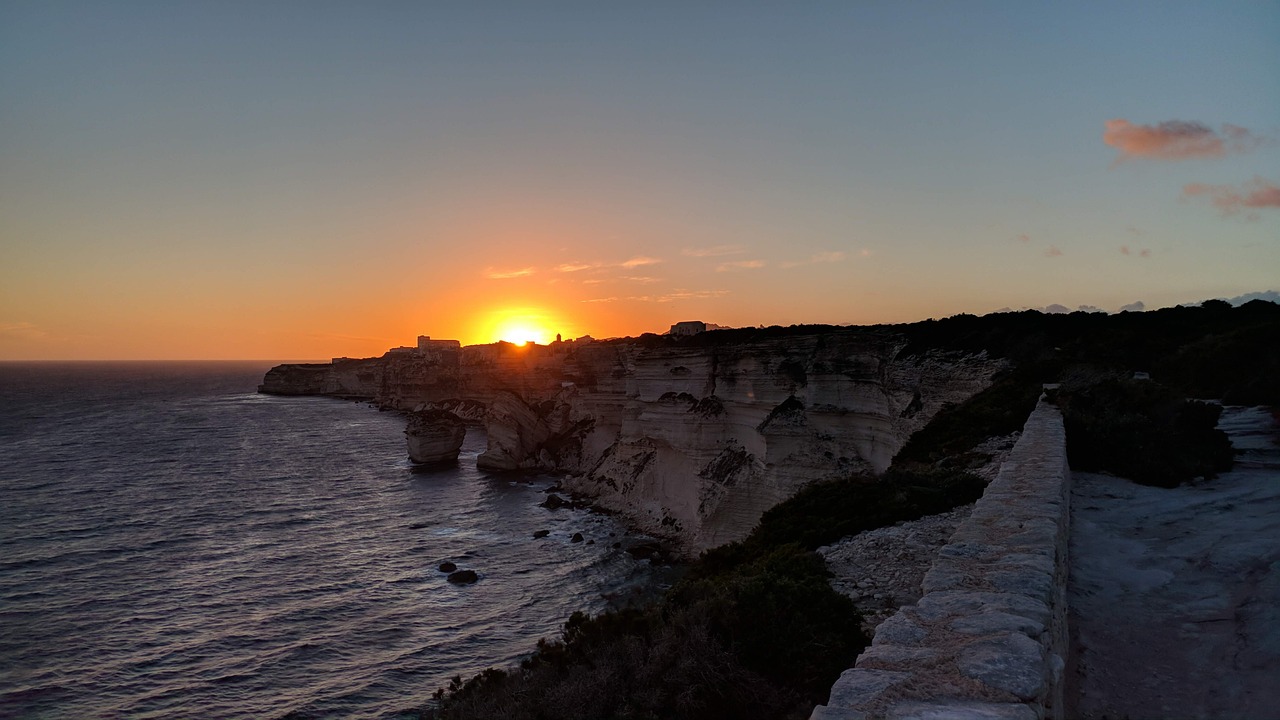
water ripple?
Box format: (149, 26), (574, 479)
(0, 363), (665, 719)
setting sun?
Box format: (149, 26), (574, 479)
(485, 308), (561, 345)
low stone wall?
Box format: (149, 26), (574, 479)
(811, 396), (1069, 720)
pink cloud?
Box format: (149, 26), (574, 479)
(1120, 245), (1152, 258)
(1045, 246), (1063, 257)
(1182, 177), (1280, 217)
(1016, 233), (1031, 243)
(1103, 119), (1264, 162)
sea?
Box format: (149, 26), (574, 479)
(0, 362), (667, 719)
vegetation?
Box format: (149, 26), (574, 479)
(1050, 371), (1233, 488)
(893, 371), (1044, 468)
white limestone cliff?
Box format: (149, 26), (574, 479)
(260, 330), (1006, 552)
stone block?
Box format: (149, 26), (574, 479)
(950, 611), (1045, 638)
(921, 563), (979, 594)
(858, 643), (940, 667)
(886, 701), (1040, 720)
(989, 567), (1055, 605)
(810, 706), (870, 720)
(915, 591), (1051, 626)
(827, 668), (911, 708)
(957, 632), (1047, 701)
(873, 612), (928, 645)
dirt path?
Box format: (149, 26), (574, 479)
(1067, 406), (1280, 720)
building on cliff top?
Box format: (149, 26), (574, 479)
(417, 336), (462, 351)
(668, 321), (707, 337)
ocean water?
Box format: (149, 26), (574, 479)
(0, 362), (663, 719)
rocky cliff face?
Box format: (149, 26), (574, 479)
(260, 331), (1006, 551)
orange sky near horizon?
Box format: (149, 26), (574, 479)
(2, 4), (1277, 361)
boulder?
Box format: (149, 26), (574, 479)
(438, 561), (457, 573)
(571, 532), (584, 543)
(533, 530), (550, 539)
(447, 569), (479, 584)
(541, 494), (571, 510)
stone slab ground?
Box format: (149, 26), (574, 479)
(1067, 406), (1280, 720)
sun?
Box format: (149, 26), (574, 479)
(487, 309), (558, 345)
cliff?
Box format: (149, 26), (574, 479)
(260, 331), (1006, 551)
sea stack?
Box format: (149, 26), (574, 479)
(405, 409), (466, 465)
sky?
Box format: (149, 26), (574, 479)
(1, 1), (1277, 360)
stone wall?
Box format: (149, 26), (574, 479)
(811, 395), (1069, 720)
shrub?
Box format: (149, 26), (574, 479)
(1052, 375), (1233, 487)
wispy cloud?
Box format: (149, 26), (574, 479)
(582, 289), (729, 304)
(0, 321), (46, 340)
(682, 244), (744, 257)
(716, 260), (766, 272)
(620, 256), (662, 268)
(486, 267), (535, 279)
(1015, 233), (1031, 243)
(554, 262), (598, 273)
(1103, 119), (1265, 162)
(621, 276), (661, 284)
(1182, 176), (1280, 218)
(1045, 246), (1063, 257)
(1120, 245), (1152, 258)
(656, 289), (730, 302)
(781, 250), (848, 268)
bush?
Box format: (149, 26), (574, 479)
(426, 545), (862, 720)
(1052, 375), (1233, 487)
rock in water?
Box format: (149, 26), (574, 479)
(438, 561), (457, 573)
(447, 569), (478, 584)
(406, 409), (466, 464)
(532, 530), (550, 539)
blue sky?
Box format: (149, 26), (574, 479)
(1, 1), (1277, 358)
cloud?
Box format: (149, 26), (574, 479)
(1221, 290), (1279, 305)
(1182, 176), (1280, 217)
(1103, 119), (1265, 162)
(1120, 245), (1152, 258)
(716, 260), (766, 272)
(780, 250), (849, 268)
(589, 289), (730, 304)
(0, 321), (46, 340)
(622, 276), (661, 284)
(682, 244), (744, 257)
(1044, 246), (1063, 257)
(1015, 233), (1031, 244)
(555, 262), (599, 273)
(1119, 301), (1146, 313)
(656, 289), (730, 302)
(620, 256), (662, 268)
(486, 267), (535, 279)
(1077, 305), (1105, 313)
(1044, 303), (1071, 314)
